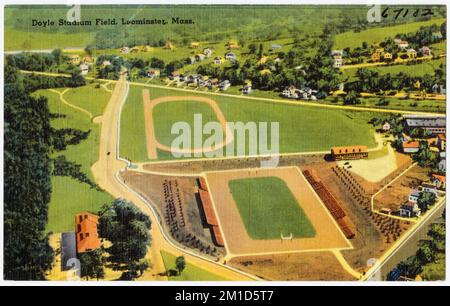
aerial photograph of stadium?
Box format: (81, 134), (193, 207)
(3, 2), (447, 284)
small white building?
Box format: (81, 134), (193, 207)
(408, 191), (421, 203)
(382, 122), (391, 132)
(399, 202), (421, 218)
(225, 52), (236, 61)
(79, 63), (89, 75)
(219, 80), (230, 91)
(203, 48), (213, 57)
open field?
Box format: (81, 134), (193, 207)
(160, 251), (228, 281)
(342, 57), (446, 81)
(229, 177), (316, 240)
(205, 167), (351, 256)
(63, 82), (112, 117)
(33, 89), (113, 233)
(333, 18), (446, 50)
(120, 86), (377, 162)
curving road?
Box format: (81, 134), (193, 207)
(90, 74), (255, 281)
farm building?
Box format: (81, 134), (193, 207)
(403, 115), (446, 135)
(402, 141), (420, 153)
(75, 212), (101, 254)
(330, 145), (368, 160)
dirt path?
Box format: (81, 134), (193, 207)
(143, 90), (234, 157)
(91, 75), (254, 281)
(49, 88), (93, 119)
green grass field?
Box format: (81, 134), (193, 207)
(229, 177), (316, 240)
(153, 100), (223, 148)
(34, 88), (113, 233)
(342, 57), (446, 81)
(120, 85), (377, 162)
(160, 251), (228, 281)
(63, 82), (111, 117)
(333, 18), (446, 50)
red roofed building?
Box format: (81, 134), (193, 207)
(75, 212), (101, 253)
(402, 141), (420, 153)
(432, 174), (446, 190)
(330, 145), (368, 160)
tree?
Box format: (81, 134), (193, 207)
(4, 64), (54, 280)
(175, 256), (186, 276)
(343, 91), (361, 105)
(248, 43), (257, 54)
(98, 199), (152, 280)
(417, 192), (436, 213)
(79, 249), (105, 280)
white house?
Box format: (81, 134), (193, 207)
(382, 122), (391, 132)
(419, 183), (438, 196)
(242, 84), (252, 95)
(408, 190), (421, 203)
(219, 80), (230, 91)
(333, 55), (343, 68)
(79, 63), (89, 75)
(203, 48), (213, 57)
(399, 202), (421, 217)
(225, 52), (236, 61)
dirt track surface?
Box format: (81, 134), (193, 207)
(91, 76), (252, 281)
(205, 167), (351, 257)
(143, 90), (233, 158)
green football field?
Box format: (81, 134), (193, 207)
(228, 177), (316, 240)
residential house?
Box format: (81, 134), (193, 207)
(439, 152), (446, 172)
(399, 201), (421, 217)
(382, 122), (391, 132)
(170, 70), (181, 80)
(146, 68), (160, 78)
(331, 50), (343, 56)
(419, 183), (438, 196)
(397, 40), (409, 50)
(242, 84), (252, 95)
(402, 141), (420, 153)
(333, 55), (343, 68)
(203, 48), (213, 57)
(195, 54), (206, 61)
(79, 63), (89, 75)
(213, 57), (223, 65)
(67, 54), (81, 65)
(282, 86), (300, 99)
(75, 212), (101, 253)
(431, 174), (446, 190)
(120, 46), (130, 54)
(383, 52), (393, 61)
(101, 60), (112, 67)
(408, 191), (421, 203)
(371, 52), (381, 62)
(225, 52), (236, 62)
(419, 46), (431, 57)
(82, 55), (94, 65)
(406, 48), (417, 59)
(219, 80), (230, 91)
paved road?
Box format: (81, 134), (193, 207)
(90, 74), (254, 281)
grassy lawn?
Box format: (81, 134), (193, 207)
(33, 89), (113, 233)
(153, 100), (223, 148)
(4, 27), (95, 51)
(342, 57), (446, 81)
(120, 85), (377, 162)
(421, 254), (445, 281)
(63, 82), (111, 117)
(160, 251), (228, 281)
(229, 177), (316, 240)
(333, 18), (445, 50)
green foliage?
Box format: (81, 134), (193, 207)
(343, 90), (361, 105)
(98, 199), (152, 280)
(417, 192), (437, 213)
(52, 155), (101, 191)
(175, 256), (186, 275)
(79, 249), (106, 280)
(4, 64), (54, 280)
